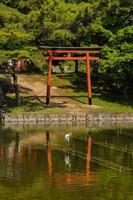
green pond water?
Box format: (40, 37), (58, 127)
(0, 126), (133, 200)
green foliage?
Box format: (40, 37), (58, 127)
(0, 0), (133, 98)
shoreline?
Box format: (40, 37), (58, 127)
(1, 112), (133, 124)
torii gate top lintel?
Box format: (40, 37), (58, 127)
(40, 46), (102, 105)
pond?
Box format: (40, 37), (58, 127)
(0, 125), (133, 200)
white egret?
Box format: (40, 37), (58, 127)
(65, 133), (72, 142)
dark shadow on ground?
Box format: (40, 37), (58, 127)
(48, 95), (88, 104)
(19, 85), (32, 94)
(5, 96), (67, 112)
(20, 95), (88, 106)
(55, 72), (133, 107)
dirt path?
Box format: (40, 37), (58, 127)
(18, 75), (86, 113)
(18, 76), (47, 96)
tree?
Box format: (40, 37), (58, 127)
(0, 0), (133, 100)
(98, 0), (133, 98)
(0, 3), (45, 71)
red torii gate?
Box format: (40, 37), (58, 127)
(40, 46), (101, 105)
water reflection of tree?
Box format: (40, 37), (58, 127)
(0, 128), (132, 189)
(0, 129), (98, 188)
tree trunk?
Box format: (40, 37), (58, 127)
(12, 70), (20, 106)
(0, 86), (4, 104)
(75, 60), (79, 73)
(123, 86), (128, 100)
(72, 41), (80, 73)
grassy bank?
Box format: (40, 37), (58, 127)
(4, 73), (133, 113)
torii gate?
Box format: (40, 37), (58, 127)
(40, 47), (101, 105)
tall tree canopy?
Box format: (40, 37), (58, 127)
(0, 0), (132, 96)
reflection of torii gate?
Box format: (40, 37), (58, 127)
(46, 131), (93, 183)
(40, 47), (101, 105)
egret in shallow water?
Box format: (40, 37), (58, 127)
(65, 133), (72, 142)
